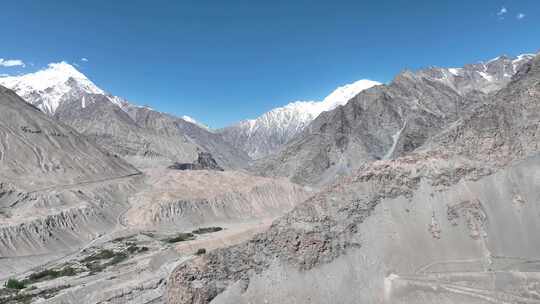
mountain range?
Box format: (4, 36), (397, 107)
(250, 54), (536, 186)
(1, 50), (540, 304)
(168, 53), (540, 304)
(0, 62), (250, 169)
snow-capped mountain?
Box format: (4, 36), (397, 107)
(0, 62), (250, 168)
(0, 62), (110, 114)
(251, 53), (537, 186)
(218, 79), (381, 159)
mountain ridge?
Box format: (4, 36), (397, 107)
(218, 79), (381, 159)
(250, 53), (536, 186)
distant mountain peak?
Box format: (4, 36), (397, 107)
(0, 61), (103, 114)
(219, 79), (380, 159)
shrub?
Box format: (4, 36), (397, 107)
(195, 248), (207, 255)
(108, 252), (128, 266)
(28, 266), (78, 282)
(81, 249), (115, 263)
(127, 245), (149, 254)
(5, 278), (25, 290)
(192, 227), (223, 234)
(166, 233), (195, 243)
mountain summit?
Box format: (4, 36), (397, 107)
(0, 62), (106, 114)
(219, 79), (380, 159)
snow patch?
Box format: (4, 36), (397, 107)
(448, 68), (461, 76)
(477, 71), (494, 82)
(182, 115), (211, 131)
(384, 122), (406, 160)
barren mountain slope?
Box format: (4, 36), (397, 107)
(0, 85), (141, 274)
(0, 85), (138, 189)
(251, 55), (534, 186)
(167, 54), (540, 304)
(125, 168), (312, 231)
(123, 106), (251, 169)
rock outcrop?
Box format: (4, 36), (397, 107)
(169, 152), (224, 171)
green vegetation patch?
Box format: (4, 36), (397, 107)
(4, 278), (25, 290)
(112, 235), (136, 243)
(108, 252), (128, 265)
(165, 233), (195, 243)
(126, 245), (149, 254)
(192, 227), (223, 234)
(27, 266), (78, 282)
(80, 249), (116, 263)
(0, 285), (71, 304)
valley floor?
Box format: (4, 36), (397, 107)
(0, 166), (309, 304)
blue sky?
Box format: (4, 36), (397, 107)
(1, 0), (539, 127)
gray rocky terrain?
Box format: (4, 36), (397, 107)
(0, 84), (141, 274)
(251, 55), (535, 187)
(166, 53), (540, 303)
(53, 94), (250, 170)
(1, 51), (539, 304)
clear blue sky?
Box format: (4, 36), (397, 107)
(1, 0), (539, 127)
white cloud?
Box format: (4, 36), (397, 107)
(0, 58), (25, 67)
(497, 6), (507, 16)
(517, 13), (526, 20)
(81, 57), (88, 62)
(0, 73), (9, 77)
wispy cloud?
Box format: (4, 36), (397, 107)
(0, 73), (9, 77)
(81, 57), (88, 62)
(0, 58), (25, 67)
(517, 13), (526, 20)
(497, 6), (507, 16)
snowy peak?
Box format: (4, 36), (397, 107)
(319, 79), (381, 111)
(238, 78), (380, 135)
(219, 79), (380, 159)
(0, 62), (104, 114)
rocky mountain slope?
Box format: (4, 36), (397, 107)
(125, 168), (311, 231)
(0, 85), (137, 189)
(218, 80), (380, 159)
(251, 54), (535, 186)
(167, 53), (540, 304)
(0, 84), (140, 263)
(0, 63), (250, 169)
